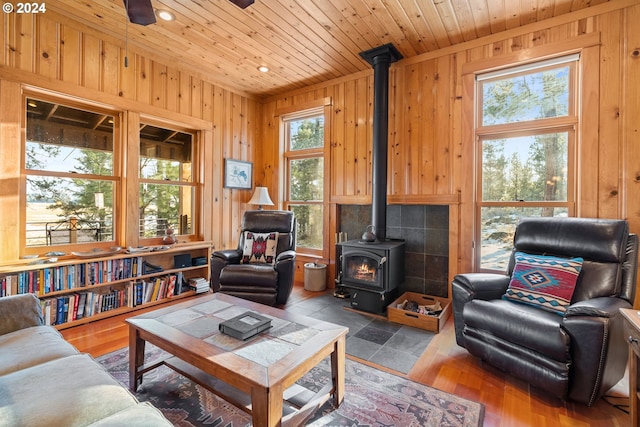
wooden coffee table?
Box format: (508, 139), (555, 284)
(126, 292), (348, 427)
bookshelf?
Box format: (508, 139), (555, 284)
(0, 242), (212, 330)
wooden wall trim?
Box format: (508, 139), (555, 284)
(0, 80), (22, 261)
(387, 194), (460, 205)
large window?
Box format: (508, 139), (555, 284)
(282, 109), (325, 252)
(22, 94), (201, 251)
(25, 97), (118, 247)
(139, 123), (195, 240)
(476, 55), (578, 271)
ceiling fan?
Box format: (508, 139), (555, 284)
(123, 0), (255, 26)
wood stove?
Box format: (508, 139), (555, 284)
(339, 240), (405, 292)
(338, 239), (405, 313)
(335, 43), (404, 314)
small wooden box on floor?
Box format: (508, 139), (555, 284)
(387, 292), (451, 333)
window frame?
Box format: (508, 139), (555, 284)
(474, 56), (579, 272)
(137, 118), (200, 244)
(281, 107), (326, 257)
(18, 91), (204, 256)
(21, 92), (122, 254)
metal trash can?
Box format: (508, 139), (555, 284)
(304, 262), (327, 291)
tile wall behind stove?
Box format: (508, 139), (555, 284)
(338, 205), (449, 297)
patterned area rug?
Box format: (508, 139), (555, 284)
(99, 345), (483, 427)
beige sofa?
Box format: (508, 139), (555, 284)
(0, 293), (172, 426)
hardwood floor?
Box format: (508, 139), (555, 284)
(61, 285), (630, 426)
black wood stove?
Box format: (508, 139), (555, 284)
(338, 239), (405, 314)
(335, 43), (405, 314)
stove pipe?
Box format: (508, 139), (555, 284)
(359, 44), (403, 243)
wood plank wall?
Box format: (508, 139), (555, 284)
(260, 0), (640, 304)
(0, 12), (260, 260)
(1, 2), (639, 304)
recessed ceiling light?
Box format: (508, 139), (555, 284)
(257, 65), (269, 73)
(156, 9), (175, 21)
(27, 101), (38, 108)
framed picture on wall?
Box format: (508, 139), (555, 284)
(224, 159), (252, 189)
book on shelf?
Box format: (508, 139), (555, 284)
(175, 272), (184, 295)
(76, 293), (87, 319)
(166, 275), (176, 298)
(55, 297), (65, 325)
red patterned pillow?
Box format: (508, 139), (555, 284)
(241, 231), (279, 264)
(503, 252), (583, 315)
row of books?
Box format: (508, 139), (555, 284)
(0, 257), (165, 297)
(0, 266), (86, 296)
(131, 272), (185, 306)
(35, 272), (188, 326)
(40, 288), (129, 326)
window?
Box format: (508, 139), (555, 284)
(476, 55), (578, 271)
(282, 109), (325, 252)
(22, 93), (202, 251)
(24, 97), (118, 247)
(139, 123), (195, 240)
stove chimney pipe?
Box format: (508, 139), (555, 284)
(359, 44), (403, 243)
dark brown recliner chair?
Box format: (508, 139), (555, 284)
(210, 210), (296, 306)
(452, 217), (638, 406)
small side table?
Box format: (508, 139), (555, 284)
(620, 308), (640, 427)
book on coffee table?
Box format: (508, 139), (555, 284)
(219, 311), (272, 340)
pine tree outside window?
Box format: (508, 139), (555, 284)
(282, 109), (325, 253)
(476, 55), (578, 271)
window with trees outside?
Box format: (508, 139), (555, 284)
(139, 123), (195, 240)
(476, 55), (578, 271)
(283, 109), (324, 252)
(25, 97), (118, 247)
(23, 95), (200, 251)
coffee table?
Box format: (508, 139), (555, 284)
(126, 292), (348, 427)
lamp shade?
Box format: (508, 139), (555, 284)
(248, 187), (274, 209)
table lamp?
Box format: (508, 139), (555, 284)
(248, 186), (274, 210)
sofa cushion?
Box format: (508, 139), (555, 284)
(86, 402), (173, 426)
(242, 231), (279, 264)
(0, 353), (139, 427)
(0, 325), (79, 376)
(0, 294), (44, 335)
(504, 252), (583, 315)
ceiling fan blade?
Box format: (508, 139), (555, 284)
(229, 0), (254, 9)
(123, 0), (156, 26)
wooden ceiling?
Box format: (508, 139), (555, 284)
(48, 0), (611, 98)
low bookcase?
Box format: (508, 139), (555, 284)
(0, 242), (212, 329)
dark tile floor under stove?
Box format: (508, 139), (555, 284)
(284, 290), (435, 374)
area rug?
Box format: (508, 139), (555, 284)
(98, 345), (484, 427)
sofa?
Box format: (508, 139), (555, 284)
(0, 293), (172, 426)
(452, 217), (638, 406)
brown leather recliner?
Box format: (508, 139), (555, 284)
(210, 210), (296, 306)
(452, 217), (638, 406)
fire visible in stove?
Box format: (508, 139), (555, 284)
(352, 260), (377, 282)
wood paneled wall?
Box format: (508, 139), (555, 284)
(1, 2), (639, 304)
(260, 0), (640, 303)
(0, 13), (260, 260)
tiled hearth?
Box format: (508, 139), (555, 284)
(286, 291), (434, 373)
(338, 205), (449, 298)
